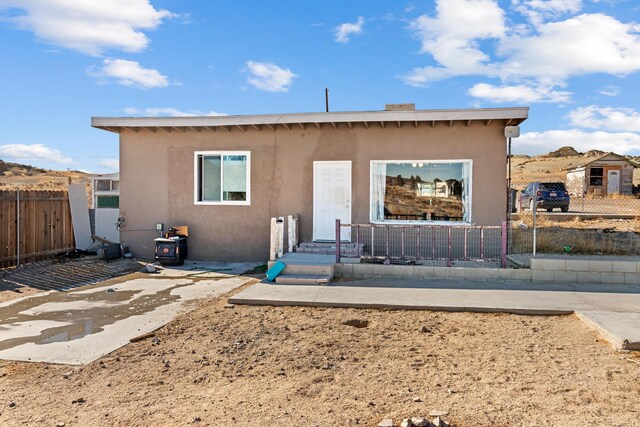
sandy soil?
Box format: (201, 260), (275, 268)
(0, 272), (43, 304)
(1, 281), (639, 427)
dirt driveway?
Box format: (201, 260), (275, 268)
(1, 280), (639, 427)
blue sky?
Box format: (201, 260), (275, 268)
(1, 0), (639, 173)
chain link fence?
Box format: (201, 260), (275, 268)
(509, 165), (640, 260)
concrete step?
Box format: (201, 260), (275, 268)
(282, 262), (335, 276)
(275, 274), (332, 285)
(267, 261), (335, 277)
(297, 242), (364, 250)
(296, 242), (364, 257)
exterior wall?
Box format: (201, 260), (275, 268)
(119, 122), (508, 261)
(621, 164), (634, 194)
(566, 168), (585, 195)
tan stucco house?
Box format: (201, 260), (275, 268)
(92, 105), (528, 261)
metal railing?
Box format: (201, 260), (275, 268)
(336, 220), (507, 268)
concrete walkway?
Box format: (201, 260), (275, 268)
(230, 278), (640, 351)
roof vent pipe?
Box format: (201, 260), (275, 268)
(385, 103), (416, 111)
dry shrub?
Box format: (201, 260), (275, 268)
(510, 214), (640, 255)
(511, 226), (640, 255)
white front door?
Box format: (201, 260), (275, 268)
(313, 161), (352, 241)
(607, 170), (620, 194)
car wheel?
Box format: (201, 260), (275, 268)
(546, 207), (553, 212)
(561, 206), (569, 213)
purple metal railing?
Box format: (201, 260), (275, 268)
(335, 219), (508, 268)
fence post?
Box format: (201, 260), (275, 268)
(335, 219), (341, 264)
(463, 228), (468, 260)
(501, 221), (508, 268)
(532, 189), (537, 257)
(276, 217), (284, 259)
(447, 226), (452, 267)
(385, 226), (390, 262)
(287, 214), (298, 253)
(16, 189), (20, 266)
(269, 217), (285, 261)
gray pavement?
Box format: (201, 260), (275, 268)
(229, 278), (640, 351)
(0, 261), (260, 365)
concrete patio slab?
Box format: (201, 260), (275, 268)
(0, 262), (260, 365)
(229, 278), (640, 350)
(576, 311), (640, 351)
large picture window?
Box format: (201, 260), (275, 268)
(195, 151), (250, 205)
(370, 160), (471, 223)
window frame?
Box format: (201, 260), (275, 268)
(96, 195), (120, 209)
(194, 150), (251, 206)
(369, 159), (473, 225)
(589, 167), (604, 187)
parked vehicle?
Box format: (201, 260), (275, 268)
(520, 182), (570, 212)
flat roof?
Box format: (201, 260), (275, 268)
(92, 107), (528, 133)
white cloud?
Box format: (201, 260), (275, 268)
(468, 82), (571, 103)
(0, 0), (174, 56)
(500, 14), (640, 80)
(0, 144), (72, 165)
(98, 159), (119, 170)
(124, 107), (226, 117)
(403, 0), (505, 85)
(334, 16), (365, 43)
(513, 0), (583, 26)
(403, 2), (640, 104)
(246, 61), (296, 92)
(90, 59), (168, 89)
(599, 85), (620, 97)
(568, 106), (640, 132)
(515, 129), (640, 155)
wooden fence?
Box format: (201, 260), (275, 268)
(0, 190), (75, 268)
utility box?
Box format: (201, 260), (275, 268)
(154, 237), (188, 265)
(154, 226), (189, 265)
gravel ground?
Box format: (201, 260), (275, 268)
(1, 281), (639, 427)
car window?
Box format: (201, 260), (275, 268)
(539, 183), (567, 191)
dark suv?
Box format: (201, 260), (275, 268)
(520, 182), (570, 212)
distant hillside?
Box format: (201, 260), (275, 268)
(512, 148), (640, 189)
(0, 159), (48, 176)
(544, 146), (581, 158)
(0, 159), (92, 191)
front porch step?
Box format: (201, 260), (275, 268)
(268, 253), (336, 276)
(268, 261), (334, 276)
(296, 242), (364, 257)
(275, 274), (332, 285)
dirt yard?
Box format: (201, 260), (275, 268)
(0, 278), (41, 303)
(1, 280), (639, 427)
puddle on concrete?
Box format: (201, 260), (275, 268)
(0, 278), (196, 352)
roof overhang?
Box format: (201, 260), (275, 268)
(92, 107), (528, 134)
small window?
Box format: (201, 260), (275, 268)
(97, 195), (119, 208)
(589, 167), (603, 186)
(195, 151), (250, 205)
(95, 180), (111, 191)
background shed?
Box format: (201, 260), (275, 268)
(565, 153), (638, 196)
